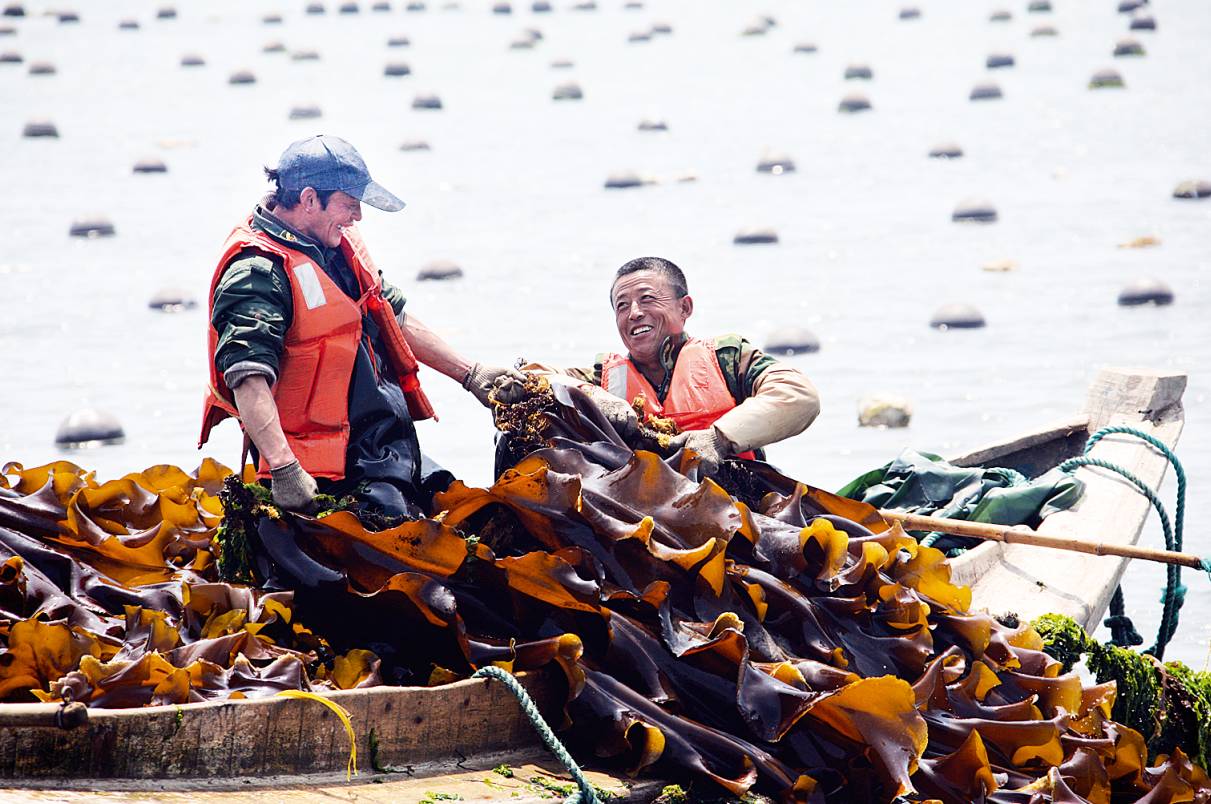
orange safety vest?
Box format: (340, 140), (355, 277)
(198, 220), (435, 480)
(600, 337), (756, 460)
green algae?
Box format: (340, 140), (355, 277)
(1034, 613), (1211, 768)
(213, 476), (271, 585)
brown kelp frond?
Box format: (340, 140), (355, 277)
(0, 384), (1207, 802)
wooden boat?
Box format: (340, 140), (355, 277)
(0, 367), (1186, 802)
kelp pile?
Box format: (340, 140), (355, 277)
(0, 383), (1208, 802)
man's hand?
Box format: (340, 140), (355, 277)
(270, 460), (318, 513)
(581, 387), (640, 439)
(463, 363), (526, 407)
(667, 428), (732, 476)
(491, 373), (529, 404)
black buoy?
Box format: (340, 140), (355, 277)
(756, 152), (795, 174)
(764, 327), (819, 355)
(69, 218), (116, 237)
(228, 70), (256, 85)
(262, 13), (283, 24)
(388, 35), (410, 47)
(405, 1), (426, 10)
(793, 42), (818, 54)
(552, 81), (583, 100)
(412, 93), (442, 109)
(339, 2), (359, 13)
(532, 0), (552, 11)
(628, 30), (651, 43)
(1113, 38), (1145, 56)
(651, 21), (671, 34)
(289, 104), (323, 120)
(262, 41), (286, 53)
(148, 287), (197, 312)
(928, 142), (963, 159)
(57, 10), (79, 23)
(306, 2), (326, 13)
(22, 120), (58, 138)
(416, 261), (463, 281)
(2, 4), (24, 17)
(399, 139), (430, 151)
(156, 6), (177, 19)
(989, 9), (1011, 21)
(572, 0), (596, 9)
(28, 61), (56, 76)
(623, 1), (643, 8)
(180, 53), (205, 67)
(986, 52), (1014, 69)
(372, 1), (392, 10)
(1117, 278), (1173, 307)
(604, 172), (645, 189)
(844, 63), (872, 80)
(952, 198), (998, 223)
(0, 51), (21, 63)
(838, 93), (871, 113)
(291, 49), (321, 61)
(1117, 0), (1145, 11)
(899, 7), (921, 19)
(55, 410), (125, 449)
(970, 82), (1003, 100)
(740, 21), (768, 36)
(929, 304), (986, 330)
(384, 61), (411, 76)
(1089, 68), (1124, 89)
(132, 158), (167, 173)
(1027, 0), (1052, 12)
(1172, 180), (1211, 199)
(733, 228), (779, 245)
(492, 2), (511, 13)
(0, 24), (13, 34)
(637, 119), (667, 132)
(118, 18), (140, 30)
(1030, 25), (1058, 36)
(1129, 15), (1156, 31)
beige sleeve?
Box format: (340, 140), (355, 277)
(711, 365), (821, 453)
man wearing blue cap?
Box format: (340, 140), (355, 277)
(199, 135), (520, 518)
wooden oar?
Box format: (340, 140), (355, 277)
(878, 509), (1207, 570)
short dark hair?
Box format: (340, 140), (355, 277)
(263, 167), (336, 210)
(610, 257), (688, 300)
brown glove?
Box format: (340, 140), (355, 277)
(463, 363), (526, 407)
(667, 427), (732, 476)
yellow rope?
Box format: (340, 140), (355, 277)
(276, 690), (358, 780)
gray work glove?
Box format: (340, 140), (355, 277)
(491, 373), (529, 405)
(270, 460), (318, 513)
(463, 363), (526, 407)
(581, 387), (640, 439)
(667, 428), (732, 476)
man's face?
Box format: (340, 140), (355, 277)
(610, 270), (693, 367)
(298, 189), (362, 248)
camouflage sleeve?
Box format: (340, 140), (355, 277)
(713, 334), (778, 404)
(562, 354), (607, 386)
(211, 251), (293, 380)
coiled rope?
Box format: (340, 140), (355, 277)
(1057, 425), (1187, 660)
(472, 666), (599, 804)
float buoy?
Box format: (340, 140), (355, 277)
(55, 409), (125, 449)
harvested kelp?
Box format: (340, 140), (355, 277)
(0, 386), (1209, 802)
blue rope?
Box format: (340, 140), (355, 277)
(1058, 426), (1188, 660)
(472, 666), (599, 804)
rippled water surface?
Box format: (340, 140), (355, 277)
(1, 0), (1208, 660)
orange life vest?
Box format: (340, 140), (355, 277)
(600, 337), (756, 460)
(198, 220), (435, 480)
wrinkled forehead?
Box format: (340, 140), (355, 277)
(610, 270), (673, 304)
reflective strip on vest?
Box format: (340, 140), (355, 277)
(604, 363), (629, 401)
(291, 263), (327, 310)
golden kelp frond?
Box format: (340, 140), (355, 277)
(0, 385), (1206, 803)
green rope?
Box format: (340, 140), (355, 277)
(472, 666), (599, 804)
(918, 465), (1026, 550)
(1058, 425), (1188, 660)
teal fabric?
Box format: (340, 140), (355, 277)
(838, 449), (1084, 553)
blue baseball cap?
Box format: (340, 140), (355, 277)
(276, 135), (405, 212)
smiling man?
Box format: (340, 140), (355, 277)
(199, 135), (520, 517)
(509, 256), (820, 475)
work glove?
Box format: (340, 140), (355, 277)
(270, 460), (318, 513)
(581, 386), (640, 440)
(463, 363), (526, 407)
(491, 373), (529, 405)
(667, 427), (732, 477)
